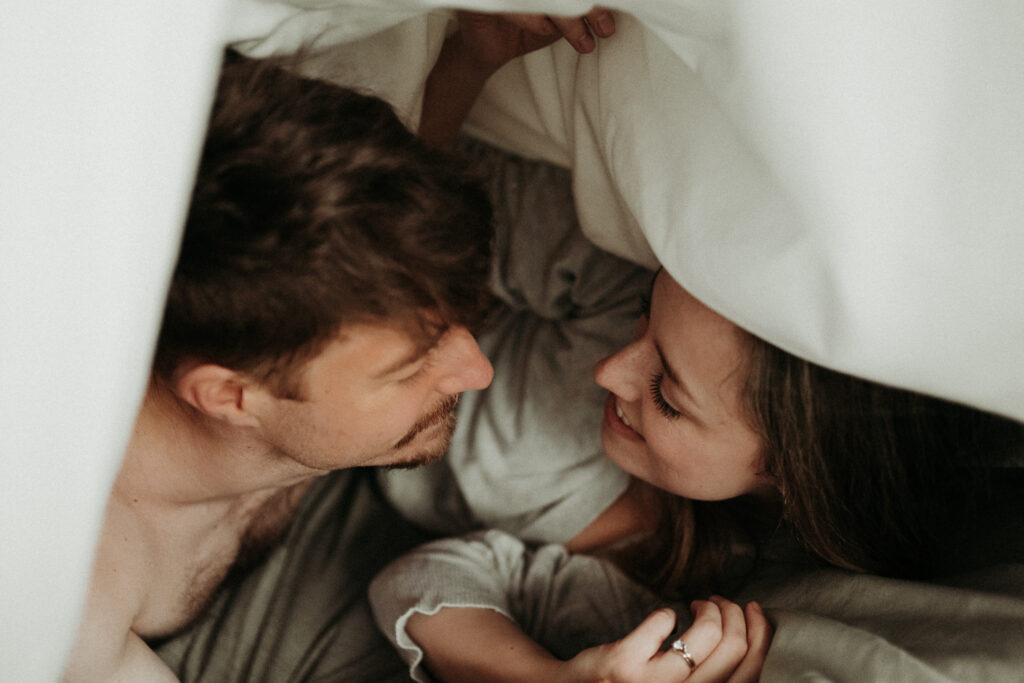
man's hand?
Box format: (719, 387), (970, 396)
(565, 597), (772, 682)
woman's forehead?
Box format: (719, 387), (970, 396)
(652, 271), (750, 406)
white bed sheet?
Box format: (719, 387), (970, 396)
(229, 0), (1024, 423)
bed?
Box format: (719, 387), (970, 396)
(3, 2), (1024, 680)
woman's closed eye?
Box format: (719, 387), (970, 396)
(648, 372), (683, 419)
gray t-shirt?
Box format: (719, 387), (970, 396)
(378, 138), (652, 543)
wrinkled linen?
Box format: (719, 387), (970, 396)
(229, 1), (1024, 423)
(371, 528), (1024, 683)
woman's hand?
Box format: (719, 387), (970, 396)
(565, 597), (772, 682)
(455, 8), (616, 76)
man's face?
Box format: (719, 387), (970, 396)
(253, 321), (493, 474)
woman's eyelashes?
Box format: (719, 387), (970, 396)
(648, 372), (683, 419)
(638, 293), (681, 419)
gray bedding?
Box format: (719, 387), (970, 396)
(157, 477), (1024, 682)
(156, 139), (1024, 682)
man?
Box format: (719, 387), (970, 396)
(62, 51), (494, 682)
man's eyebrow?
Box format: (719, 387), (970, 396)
(654, 340), (700, 407)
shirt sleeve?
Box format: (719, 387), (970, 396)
(369, 529), (664, 683)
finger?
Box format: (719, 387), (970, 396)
(684, 599), (725, 661)
(585, 7), (616, 38)
(726, 602), (773, 683)
(498, 12), (559, 37)
(688, 596), (749, 682)
(547, 15), (597, 53)
(646, 600), (723, 680)
(618, 608), (679, 659)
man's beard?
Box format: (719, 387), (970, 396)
(386, 394), (460, 470)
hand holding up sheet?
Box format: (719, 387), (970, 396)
(419, 9), (616, 146)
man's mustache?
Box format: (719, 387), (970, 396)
(392, 394), (460, 450)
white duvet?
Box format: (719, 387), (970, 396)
(3, 1), (1023, 679)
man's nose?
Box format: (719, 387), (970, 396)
(435, 326), (494, 395)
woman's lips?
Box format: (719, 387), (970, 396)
(614, 400), (634, 429)
(603, 394), (644, 442)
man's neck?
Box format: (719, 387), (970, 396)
(118, 379), (312, 508)
(95, 380), (316, 639)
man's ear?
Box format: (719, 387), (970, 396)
(174, 364), (261, 427)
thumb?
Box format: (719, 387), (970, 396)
(619, 608), (678, 660)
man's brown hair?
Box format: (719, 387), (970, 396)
(153, 51), (493, 394)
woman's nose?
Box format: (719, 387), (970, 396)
(593, 338), (647, 402)
(435, 326), (494, 396)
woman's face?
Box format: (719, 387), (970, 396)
(594, 271), (774, 500)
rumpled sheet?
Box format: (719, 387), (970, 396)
(229, 0), (1024, 425)
(369, 528), (1024, 683)
(5, 2), (1023, 679)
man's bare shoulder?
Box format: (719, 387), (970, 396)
(63, 620), (179, 682)
(62, 502), (177, 682)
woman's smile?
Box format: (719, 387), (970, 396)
(603, 394), (644, 441)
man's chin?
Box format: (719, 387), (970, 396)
(383, 449), (445, 471)
(384, 423), (454, 471)
(384, 402), (458, 470)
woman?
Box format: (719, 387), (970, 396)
(371, 264), (1020, 682)
(369, 10), (1022, 682)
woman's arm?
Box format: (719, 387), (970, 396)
(404, 607), (566, 682)
(406, 598), (771, 682)
(419, 9), (616, 147)
(369, 530), (771, 682)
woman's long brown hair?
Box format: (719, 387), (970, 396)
(617, 334), (1022, 597)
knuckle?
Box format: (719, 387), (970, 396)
(553, 17), (589, 40)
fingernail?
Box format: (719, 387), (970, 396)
(576, 34), (595, 53)
(594, 14), (614, 37)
